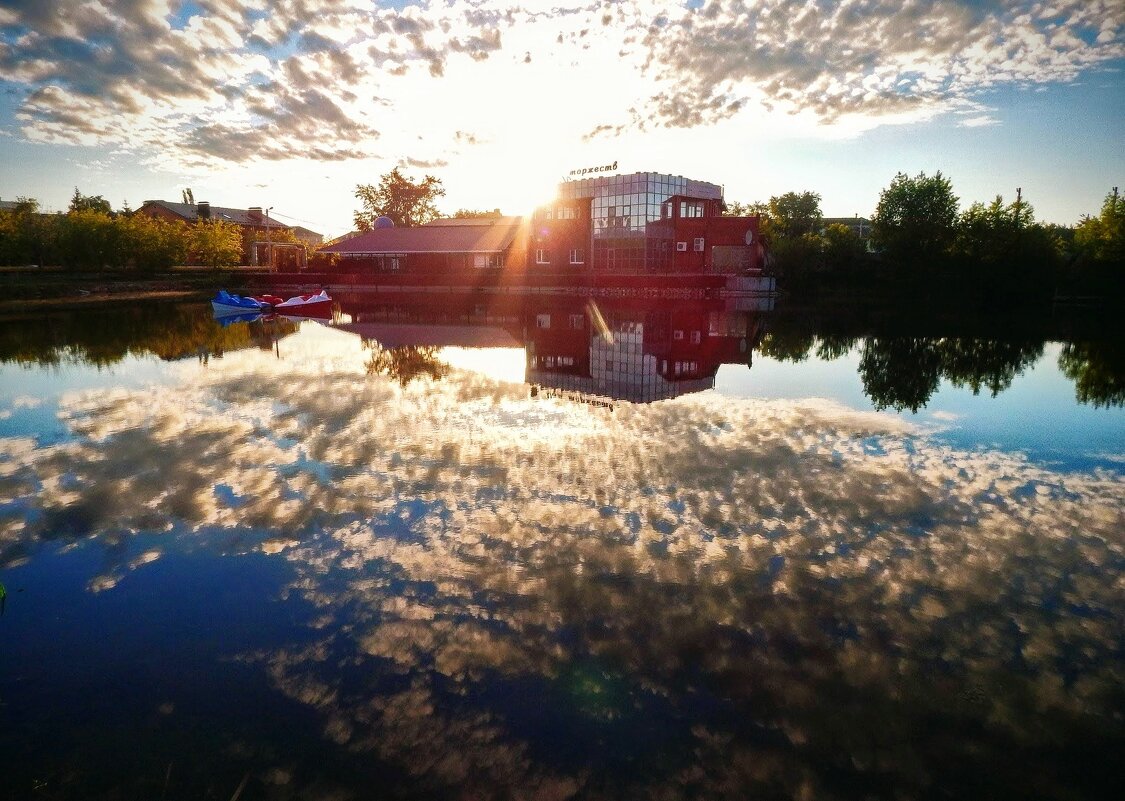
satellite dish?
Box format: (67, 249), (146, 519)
(744, 229), (754, 245)
(374, 216), (395, 229)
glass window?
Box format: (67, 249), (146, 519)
(569, 249), (584, 264)
(536, 249), (550, 264)
(536, 314), (551, 329)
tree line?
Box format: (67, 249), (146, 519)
(728, 175), (1124, 304)
(0, 189), (302, 270)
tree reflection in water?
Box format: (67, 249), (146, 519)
(363, 341), (450, 386)
(857, 337), (1044, 412)
(1059, 340), (1125, 408)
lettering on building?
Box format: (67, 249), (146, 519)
(568, 161), (618, 177)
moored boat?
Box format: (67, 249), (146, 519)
(274, 289), (332, 317)
(212, 289), (265, 314)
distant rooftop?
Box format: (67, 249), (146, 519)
(321, 217), (523, 255)
(140, 200), (290, 229)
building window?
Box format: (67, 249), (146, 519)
(473, 254), (503, 269)
(536, 249), (550, 264)
(569, 248), (584, 264)
(605, 359), (614, 372)
(557, 206), (577, 220)
(694, 237), (705, 252)
(536, 314), (551, 329)
(680, 202), (704, 218)
(377, 254), (404, 271)
(569, 313), (584, 329)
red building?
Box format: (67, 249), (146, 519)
(529, 172), (766, 277)
(318, 216), (527, 283)
(315, 172), (768, 290)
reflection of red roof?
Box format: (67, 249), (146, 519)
(320, 218), (523, 255)
(333, 322), (521, 348)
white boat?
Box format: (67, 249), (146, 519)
(273, 290), (332, 317)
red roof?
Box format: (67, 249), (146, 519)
(333, 322), (521, 348)
(320, 218), (523, 255)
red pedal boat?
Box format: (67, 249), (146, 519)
(273, 289), (332, 318)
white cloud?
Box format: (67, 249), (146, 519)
(1, 0), (1119, 176)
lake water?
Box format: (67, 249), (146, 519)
(0, 295), (1122, 800)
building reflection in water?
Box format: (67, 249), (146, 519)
(329, 290), (773, 403)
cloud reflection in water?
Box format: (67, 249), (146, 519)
(2, 329), (1122, 799)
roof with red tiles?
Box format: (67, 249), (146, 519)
(320, 217), (524, 255)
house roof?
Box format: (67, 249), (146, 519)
(424, 216), (522, 227)
(320, 217), (523, 255)
(290, 225), (324, 242)
(140, 200), (289, 229)
(333, 322), (521, 348)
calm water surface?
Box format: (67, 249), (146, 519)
(0, 297), (1122, 800)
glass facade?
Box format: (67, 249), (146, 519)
(556, 173), (723, 273)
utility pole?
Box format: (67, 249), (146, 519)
(1013, 187), (1023, 256)
(265, 206), (274, 271)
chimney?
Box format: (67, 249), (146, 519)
(197, 201), (210, 219)
(248, 206), (263, 222)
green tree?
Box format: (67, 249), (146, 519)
(0, 197), (54, 266)
(354, 168), (445, 229)
(765, 191), (822, 239)
(118, 213), (189, 272)
(191, 219), (242, 268)
(452, 208), (503, 219)
(57, 208), (118, 269)
(954, 192), (1061, 302)
(822, 223), (866, 271)
(68, 187), (113, 215)
(1074, 189), (1125, 266)
(722, 200), (767, 217)
(872, 171), (959, 265)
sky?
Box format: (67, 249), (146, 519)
(0, 0), (1122, 238)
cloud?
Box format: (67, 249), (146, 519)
(4, 0), (1115, 176)
(626, 0), (1125, 133)
(0, 0), (517, 167)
